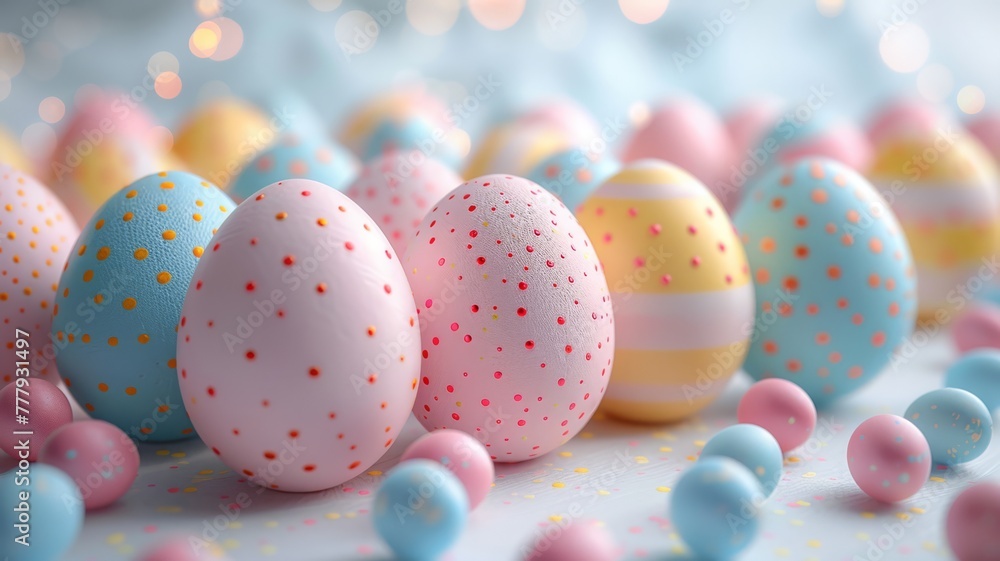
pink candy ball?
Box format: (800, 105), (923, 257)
(525, 520), (620, 561)
(737, 378), (817, 453)
(40, 419), (140, 510)
(947, 482), (1000, 561)
(138, 537), (230, 561)
(401, 429), (495, 509)
(847, 415), (931, 502)
(952, 304), (1000, 353)
(0, 379), (72, 461)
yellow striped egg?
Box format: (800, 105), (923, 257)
(464, 122), (570, 179)
(577, 159), (754, 423)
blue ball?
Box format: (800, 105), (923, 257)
(231, 136), (358, 201)
(374, 459), (468, 561)
(366, 117), (462, 168)
(700, 424), (784, 496)
(0, 464), (84, 561)
(904, 388), (993, 465)
(670, 457), (764, 560)
(946, 350), (1000, 411)
(527, 148), (619, 213)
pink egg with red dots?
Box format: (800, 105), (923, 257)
(400, 429), (494, 509)
(178, 179), (420, 492)
(847, 414), (931, 503)
(346, 151), (462, 257)
(0, 378), (72, 461)
(404, 174), (614, 462)
(39, 419), (140, 510)
(737, 378), (817, 453)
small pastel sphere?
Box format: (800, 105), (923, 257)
(847, 414), (931, 502)
(137, 536), (230, 561)
(400, 429), (495, 509)
(946, 350), (1000, 411)
(526, 148), (619, 213)
(0, 379), (72, 460)
(737, 378), (817, 453)
(952, 304), (1000, 353)
(374, 460), (468, 561)
(0, 463), (84, 561)
(700, 424), (784, 497)
(905, 388), (993, 465)
(525, 519), (620, 561)
(947, 482), (1000, 561)
(230, 134), (359, 201)
(40, 420), (140, 510)
(670, 456), (764, 560)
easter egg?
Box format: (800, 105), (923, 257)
(734, 158), (917, 405)
(0, 378), (71, 461)
(401, 429), (494, 509)
(868, 98), (948, 147)
(726, 97), (783, 161)
(952, 304), (1000, 353)
(516, 98), (601, 148)
(767, 111), (873, 173)
(577, 160), (753, 423)
(177, 179), (420, 492)
(464, 122), (571, 178)
(868, 133), (1000, 317)
(527, 148), (619, 213)
(737, 378), (817, 453)
(230, 134), (359, 201)
(40, 419), (140, 510)
(0, 126), (33, 173)
(345, 151), (462, 256)
(621, 97), (736, 209)
(947, 482), (1000, 561)
(904, 388), (992, 465)
(700, 424), (783, 496)
(173, 98), (272, 188)
(967, 113), (1000, 165)
(53, 171), (235, 441)
(0, 164), (80, 385)
(524, 519), (620, 561)
(946, 350), (1000, 411)
(847, 414), (931, 502)
(373, 460), (468, 561)
(670, 457), (764, 559)
(0, 463), (84, 561)
(137, 537), (231, 561)
(405, 174), (614, 461)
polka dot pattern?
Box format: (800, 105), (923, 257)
(53, 171), (234, 442)
(230, 134), (358, 202)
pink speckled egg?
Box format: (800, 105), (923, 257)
(346, 151), (462, 256)
(525, 520), (620, 561)
(404, 174), (614, 462)
(947, 482), (1000, 561)
(137, 537), (230, 561)
(401, 429), (494, 509)
(952, 304), (1000, 353)
(39, 419), (140, 510)
(737, 378), (817, 453)
(0, 379), (72, 461)
(968, 113), (1000, 165)
(177, 179), (420, 492)
(0, 164), (80, 386)
(868, 99), (947, 147)
(847, 414), (931, 502)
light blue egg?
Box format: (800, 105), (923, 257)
(701, 424), (784, 497)
(671, 456), (764, 560)
(527, 148), (619, 213)
(53, 171), (235, 442)
(904, 388), (993, 465)
(231, 136), (358, 200)
(0, 464), (84, 561)
(946, 350), (1000, 411)
(734, 158), (917, 407)
(374, 460), (468, 561)
(365, 117), (463, 168)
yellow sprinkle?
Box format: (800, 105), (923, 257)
(686, 455), (698, 461)
(155, 450), (170, 456)
(790, 519), (805, 527)
(260, 545), (277, 556)
(652, 431), (675, 440)
(344, 512), (356, 519)
(222, 539), (239, 549)
(551, 481), (565, 488)
(198, 469), (214, 475)
(106, 533), (125, 545)
(802, 471), (816, 478)
(895, 512), (910, 521)
(861, 511), (876, 519)
(795, 500), (811, 507)
(634, 456), (649, 464)
(579, 432), (594, 439)
(548, 515), (563, 523)
(786, 456), (801, 463)
(775, 547), (790, 557)
(558, 451), (573, 458)
(656, 486), (671, 493)
(367, 470), (382, 476)
(909, 507), (926, 515)
(574, 467), (588, 474)
(596, 490), (610, 496)
(659, 446), (673, 452)
(807, 539), (821, 548)
(172, 452), (187, 458)
(183, 487), (197, 493)
(264, 521), (279, 528)
(523, 494), (535, 499)
(921, 541), (936, 551)
(930, 476), (946, 482)
(773, 509), (786, 515)
(325, 512), (341, 520)
(857, 532), (870, 541)
(693, 440), (706, 447)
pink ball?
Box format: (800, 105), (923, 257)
(725, 98), (783, 159)
(401, 429), (495, 509)
(40, 420), (140, 510)
(0, 379), (72, 461)
(947, 482), (1000, 561)
(847, 415), (931, 502)
(526, 520), (620, 561)
(138, 537), (230, 561)
(952, 304), (1000, 353)
(968, 114), (1000, 164)
(736, 378), (817, 453)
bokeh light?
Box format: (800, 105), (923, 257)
(628, 101), (651, 128)
(39, 97), (66, 124)
(0, 71), (10, 103)
(155, 71), (183, 100)
(308, 0), (343, 11)
(957, 85), (986, 114)
(0, 33), (25, 78)
(196, 0), (222, 17)
(336, 10), (380, 54)
(816, 0), (843, 17)
(209, 17), (244, 61)
(148, 51), (180, 78)
(407, 0), (461, 36)
(619, 0), (670, 24)
(190, 20), (222, 58)
(879, 23), (929, 73)
(148, 125), (175, 151)
(469, 0), (526, 31)
(917, 63), (953, 102)
(21, 122), (57, 159)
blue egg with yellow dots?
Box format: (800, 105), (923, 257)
(904, 388), (993, 465)
(0, 463), (84, 561)
(527, 147), (618, 213)
(230, 135), (358, 201)
(700, 423), (784, 497)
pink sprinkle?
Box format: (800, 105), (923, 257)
(494, 371), (503, 379)
(450, 322), (459, 331)
(481, 399), (490, 406)
(650, 224), (662, 235)
(425, 299), (433, 308)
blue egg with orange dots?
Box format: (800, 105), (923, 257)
(230, 134), (358, 201)
(734, 158), (917, 406)
(527, 147), (619, 213)
(946, 350), (1000, 411)
(0, 464), (84, 561)
(904, 388), (993, 465)
(53, 171), (235, 442)
(700, 424), (784, 497)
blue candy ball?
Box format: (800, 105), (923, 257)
(374, 459), (468, 561)
(527, 148), (619, 213)
(230, 136), (358, 201)
(670, 456), (764, 560)
(946, 350), (1000, 411)
(366, 117), (463, 168)
(904, 388), (993, 465)
(700, 424), (784, 496)
(0, 464), (84, 561)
